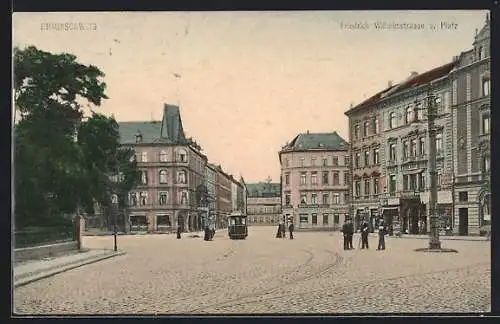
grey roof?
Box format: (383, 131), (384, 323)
(281, 131), (348, 152)
(246, 182), (281, 198)
(118, 104), (189, 145)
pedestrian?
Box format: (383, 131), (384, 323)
(282, 222), (287, 239)
(377, 220), (386, 250)
(341, 221), (349, 250)
(289, 222), (294, 240)
(347, 220), (354, 249)
(276, 222), (282, 238)
(361, 222), (369, 249)
(176, 224), (182, 239)
(204, 226), (210, 241)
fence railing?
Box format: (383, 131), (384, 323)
(14, 225), (76, 249)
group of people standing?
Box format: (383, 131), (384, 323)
(276, 220), (294, 239)
(342, 219), (387, 250)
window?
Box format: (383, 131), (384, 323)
(323, 214), (329, 225)
(343, 171), (349, 185)
(419, 137), (425, 156)
(364, 151), (370, 167)
(159, 170), (168, 184)
(322, 171), (329, 185)
(300, 173), (307, 185)
(436, 134), (443, 154)
(483, 155), (490, 173)
(285, 194), (291, 205)
(354, 124), (360, 139)
(159, 192), (168, 205)
(458, 191), (468, 202)
(373, 118), (379, 134)
(178, 149), (187, 162)
(299, 214), (308, 227)
(419, 172), (425, 190)
(482, 114), (490, 134)
(311, 158), (316, 166)
(323, 158), (328, 166)
(332, 193), (340, 204)
(355, 181), (361, 197)
(437, 173), (442, 186)
(156, 214), (171, 227)
(355, 152), (360, 168)
(141, 152), (148, 162)
(140, 170), (148, 185)
(410, 139), (417, 157)
(403, 141), (409, 159)
(389, 143), (396, 161)
(159, 150), (168, 162)
(409, 174), (417, 191)
(322, 193), (329, 205)
(300, 194), (307, 204)
(344, 192), (349, 204)
(373, 148), (379, 165)
(300, 158), (304, 167)
(285, 158), (290, 167)
(334, 213), (340, 224)
(311, 194), (317, 205)
(406, 106), (413, 124)
(435, 95), (442, 113)
(373, 177), (379, 194)
(139, 192), (148, 206)
(415, 102), (422, 121)
(333, 172), (340, 185)
(482, 78), (490, 97)
(285, 173), (290, 185)
(343, 155), (349, 166)
(389, 175), (397, 193)
(403, 175), (409, 191)
(312, 214), (318, 225)
(180, 190), (189, 205)
(177, 171), (187, 184)
(311, 172), (318, 185)
(364, 179), (370, 196)
(129, 192), (138, 206)
(332, 156), (339, 166)
(363, 121), (370, 137)
(389, 112), (396, 129)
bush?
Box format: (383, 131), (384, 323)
(14, 225), (75, 248)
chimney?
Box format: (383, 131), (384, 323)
(306, 130), (310, 134)
(410, 71), (418, 78)
(388, 80), (393, 88)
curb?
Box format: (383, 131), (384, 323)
(14, 251), (126, 288)
(392, 236), (490, 242)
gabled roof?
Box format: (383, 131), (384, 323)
(344, 84), (398, 116)
(280, 131), (348, 152)
(118, 121), (162, 145)
(161, 104), (187, 143)
(246, 182), (281, 198)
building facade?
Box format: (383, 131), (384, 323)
(119, 104), (207, 233)
(246, 180), (281, 225)
(214, 166), (233, 228)
(205, 163), (218, 228)
(377, 63), (455, 235)
(344, 87), (388, 231)
(279, 132), (350, 231)
(450, 16), (491, 235)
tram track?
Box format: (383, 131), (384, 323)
(185, 247), (343, 314)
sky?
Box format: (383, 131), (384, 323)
(12, 10), (489, 183)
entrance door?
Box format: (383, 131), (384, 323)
(458, 208), (468, 236)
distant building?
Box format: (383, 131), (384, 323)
(246, 179), (281, 225)
(279, 131), (350, 231)
(450, 16), (491, 235)
(117, 104), (207, 233)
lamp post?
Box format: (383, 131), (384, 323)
(111, 193), (118, 251)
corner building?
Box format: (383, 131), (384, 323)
(279, 132), (350, 231)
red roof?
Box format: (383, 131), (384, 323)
(344, 61), (456, 116)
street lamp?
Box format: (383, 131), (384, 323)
(111, 193), (118, 252)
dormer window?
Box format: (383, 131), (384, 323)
(135, 131), (143, 143)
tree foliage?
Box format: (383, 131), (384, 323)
(14, 45), (138, 228)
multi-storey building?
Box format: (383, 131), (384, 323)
(377, 63), (456, 235)
(450, 16), (491, 235)
(205, 163), (218, 227)
(279, 131), (350, 231)
(118, 104), (207, 233)
(344, 86), (389, 231)
(246, 180), (281, 225)
(214, 165), (233, 228)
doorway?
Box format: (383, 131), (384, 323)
(458, 208), (468, 236)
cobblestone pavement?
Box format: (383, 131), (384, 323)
(13, 227), (491, 314)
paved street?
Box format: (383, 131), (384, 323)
(13, 227), (490, 314)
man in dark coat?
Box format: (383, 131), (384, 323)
(361, 222), (370, 249)
(341, 221), (349, 250)
(276, 222), (282, 238)
(176, 224), (182, 239)
(289, 222), (294, 240)
(347, 220), (355, 249)
(377, 220), (387, 250)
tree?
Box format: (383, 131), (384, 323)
(13, 45), (137, 228)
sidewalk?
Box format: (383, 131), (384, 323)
(13, 249), (126, 288)
(392, 234), (490, 242)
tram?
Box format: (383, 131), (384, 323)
(227, 212), (248, 240)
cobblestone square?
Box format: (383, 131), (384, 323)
(13, 227), (491, 314)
